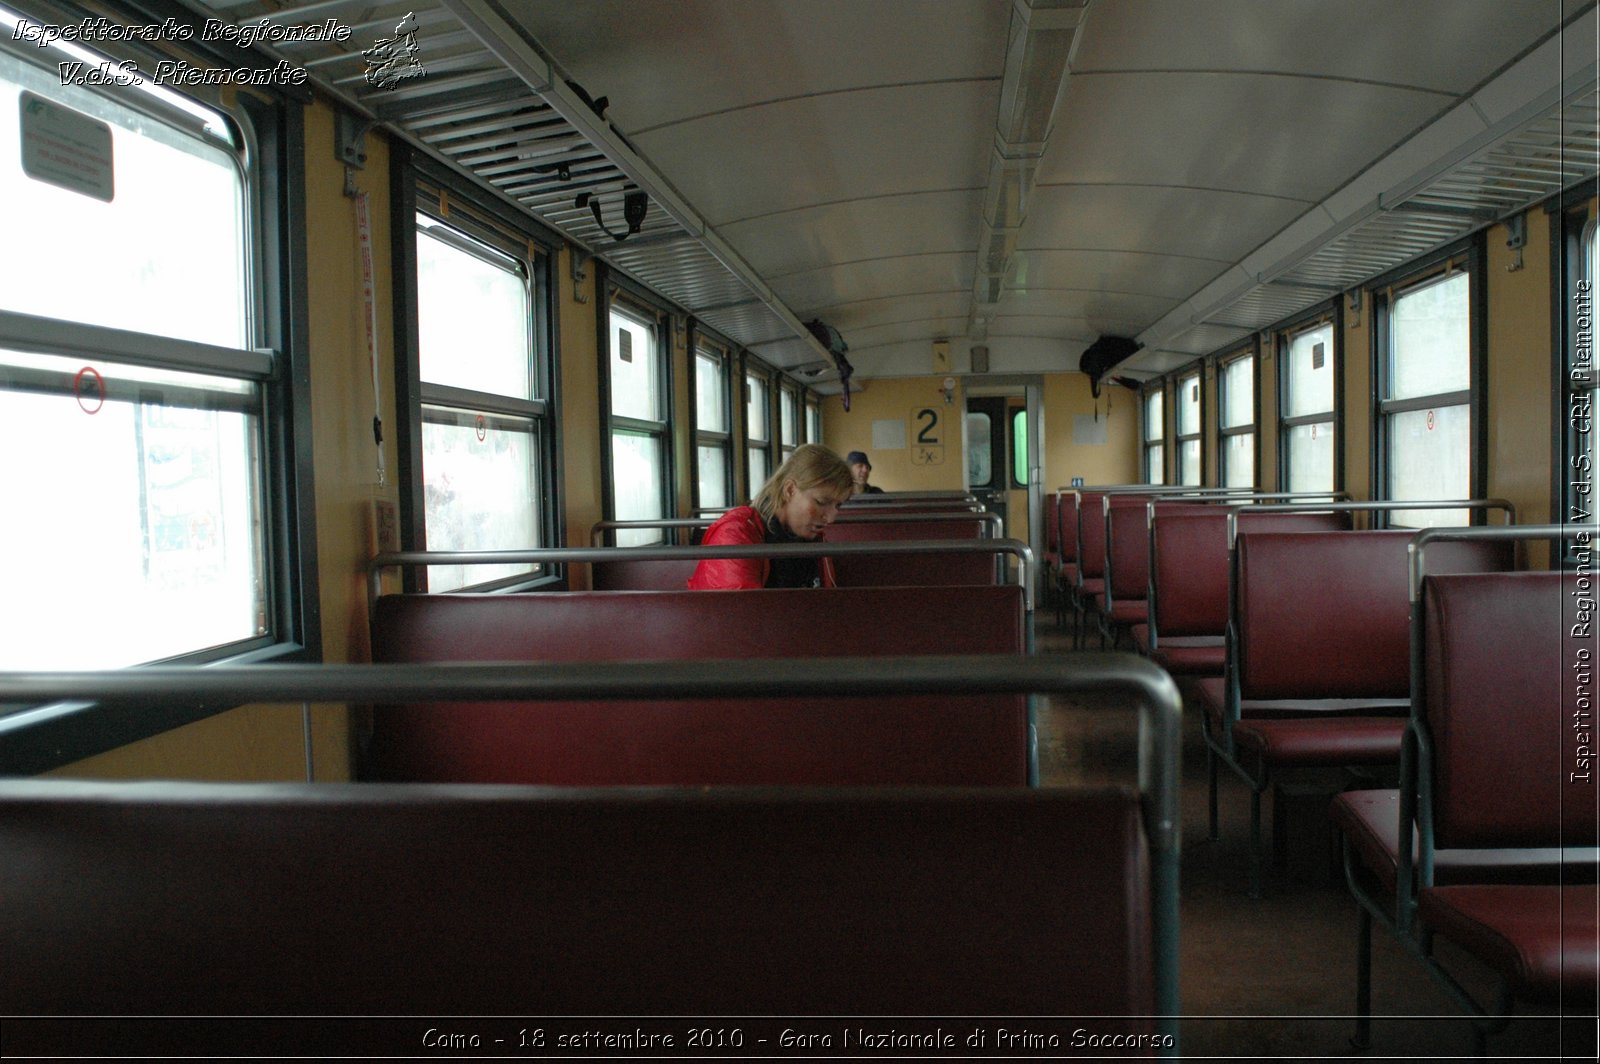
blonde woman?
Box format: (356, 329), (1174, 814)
(687, 444), (854, 589)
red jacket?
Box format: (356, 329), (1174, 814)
(686, 506), (837, 590)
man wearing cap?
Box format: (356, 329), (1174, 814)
(846, 451), (885, 495)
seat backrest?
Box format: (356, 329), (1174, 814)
(1058, 492), (1079, 565)
(1076, 492), (1108, 580)
(590, 556), (699, 590)
(1235, 531), (1511, 700)
(826, 515), (994, 586)
(1107, 501), (1192, 601)
(369, 586), (1028, 785)
(1151, 510), (1350, 637)
(1424, 571), (1598, 850)
(0, 780), (1153, 1018)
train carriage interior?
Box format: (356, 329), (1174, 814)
(1, 0), (1598, 1057)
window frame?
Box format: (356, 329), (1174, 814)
(1370, 238), (1485, 527)
(743, 353), (775, 497)
(1174, 364), (1204, 487)
(1216, 342), (1258, 489)
(689, 324), (734, 514)
(394, 162), (561, 589)
(600, 273), (675, 546)
(0, 12), (320, 771)
(1142, 384), (1166, 485)
(778, 378), (801, 461)
(1275, 305), (1343, 494)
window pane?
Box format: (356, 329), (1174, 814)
(417, 223), (531, 399)
(0, 350), (265, 669)
(1178, 374), (1200, 435)
(1221, 357), (1254, 429)
(422, 407), (540, 591)
(611, 430), (664, 546)
(966, 412), (992, 487)
(1144, 391), (1164, 443)
(695, 351), (727, 432)
(0, 53), (246, 347)
(780, 387), (798, 446)
(610, 310), (660, 421)
(1180, 438), (1201, 486)
(1286, 325), (1335, 417)
(1146, 443), (1164, 486)
(698, 444), (729, 510)
(807, 401), (821, 443)
(1391, 272), (1469, 401)
(1012, 408), (1028, 487)
(746, 374), (768, 440)
(1389, 404), (1470, 527)
(748, 446), (769, 495)
(1285, 422), (1335, 492)
(1222, 433), (1255, 489)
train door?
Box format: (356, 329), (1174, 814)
(966, 383), (1044, 591)
(965, 396), (1010, 528)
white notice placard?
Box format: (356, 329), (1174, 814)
(871, 418), (906, 450)
(19, 92), (114, 202)
(1072, 414), (1108, 446)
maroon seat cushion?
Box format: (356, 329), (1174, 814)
(1231, 717), (1406, 767)
(1106, 598), (1148, 627)
(1150, 637), (1224, 678)
(1330, 790), (1599, 898)
(1418, 884), (1600, 1002)
(1196, 678), (1407, 736)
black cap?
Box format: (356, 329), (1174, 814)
(846, 451), (871, 468)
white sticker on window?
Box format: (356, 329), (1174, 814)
(19, 92), (114, 203)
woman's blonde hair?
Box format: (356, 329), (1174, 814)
(752, 443), (855, 519)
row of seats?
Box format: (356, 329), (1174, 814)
(1048, 486), (1594, 1050)
(1, 494), (1183, 1053)
(1330, 526), (1599, 1053)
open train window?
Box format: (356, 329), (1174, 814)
(0, 19), (275, 671)
(1143, 386), (1165, 484)
(1376, 257), (1476, 528)
(692, 337), (733, 511)
(1217, 348), (1256, 488)
(605, 295), (671, 546)
(1277, 317), (1337, 493)
(1176, 367), (1203, 486)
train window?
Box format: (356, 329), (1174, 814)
(1379, 269), (1472, 527)
(779, 381), (800, 460)
(607, 299), (670, 546)
(746, 364), (772, 492)
(1176, 369), (1202, 486)
(1218, 351), (1256, 488)
(411, 202), (551, 590)
(1279, 321), (1337, 492)
(0, 25), (271, 670)
(806, 397), (821, 444)
(694, 342), (732, 510)
(1143, 388), (1165, 485)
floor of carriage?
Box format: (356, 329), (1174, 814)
(1034, 617), (1595, 1062)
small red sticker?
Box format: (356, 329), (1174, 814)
(1426, 410), (1436, 431)
(475, 414), (487, 442)
(74, 366), (104, 414)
